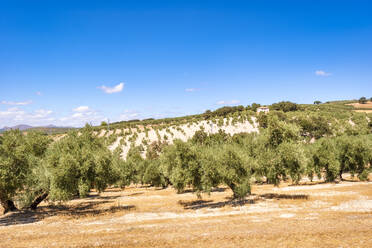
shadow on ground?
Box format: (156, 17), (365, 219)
(260, 193), (309, 200)
(179, 187), (227, 194)
(178, 193), (309, 210)
(0, 196), (135, 227)
(178, 198), (256, 210)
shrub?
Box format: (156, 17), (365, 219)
(270, 101), (298, 112)
(358, 97), (367, 104)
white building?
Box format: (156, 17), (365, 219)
(257, 106), (270, 114)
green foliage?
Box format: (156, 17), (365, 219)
(254, 141), (306, 185)
(160, 140), (202, 193)
(47, 125), (115, 201)
(250, 103), (261, 112)
(336, 135), (372, 180)
(309, 138), (340, 182)
(215, 145), (252, 198)
(205, 105), (245, 118)
(0, 130), (31, 206)
(276, 142), (306, 184)
(0, 130), (50, 211)
(266, 116), (300, 147)
(257, 112), (268, 128)
(270, 101), (299, 112)
(113, 152), (134, 189)
(358, 97), (367, 104)
(142, 159), (167, 187)
(191, 130), (230, 146)
(295, 112), (332, 139)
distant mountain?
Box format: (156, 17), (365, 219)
(1, 124), (33, 132)
(0, 124), (74, 134)
(44, 124), (58, 128)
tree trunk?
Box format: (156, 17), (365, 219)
(227, 182), (237, 198)
(0, 198), (18, 214)
(28, 192), (48, 210)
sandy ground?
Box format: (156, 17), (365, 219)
(345, 101), (372, 113)
(348, 101), (372, 109)
(1, 174), (371, 248)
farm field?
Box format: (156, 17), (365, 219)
(347, 101), (372, 113)
(1, 174), (372, 248)
(2, 1), (372, 247)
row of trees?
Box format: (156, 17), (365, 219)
(1, 111), (371, 214)
(115, 116), (371, 200)
(0, 126), (115, 213)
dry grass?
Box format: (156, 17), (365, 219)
(355, 110), (372, 113)
(347, 101), (372, 112)
(1, 175), (372, 248)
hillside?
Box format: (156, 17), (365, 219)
(104, 116), (258, 159)
(91, 100), (371, 160)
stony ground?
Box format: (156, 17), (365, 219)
(1, 176), (372, 248)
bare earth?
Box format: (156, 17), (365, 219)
(348, 101), (372, 113)
(1, 175), (372, 248)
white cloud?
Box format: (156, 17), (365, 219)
(119, 110), (141, 121)
(73, 106), (90, 112)
(1, 100), (32, 106)
(216, 100), (240, 105)
(0, 107), (25, 118)
(0, 107), (53, 127)
(58, 107), (104, 127)
(315, 70), (332, 77)
(72, 113), (83, 118)
(36, 91), (42, 96)
(32, 109), (53, 118)
(98, 82), (124, 94)
(185, 88), (198, 92)
(0, 104), (103, 128)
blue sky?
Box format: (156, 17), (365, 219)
(1, 0), (371, 127)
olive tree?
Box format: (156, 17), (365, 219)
(266, 116), (301, 147)
(0, 130), (30, 213)
(335, 135), (372, 181)
(276, 142), (307, 184)
(216, 144), (253, 199)
(309, 138), (340, 182)
(47, 125), (115, 201)
(0, 130), (50, 213)
(160, 140), (202, 193)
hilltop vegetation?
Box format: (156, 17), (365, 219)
(0, 125), (74, 135)
(1, 100), (372, 214)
